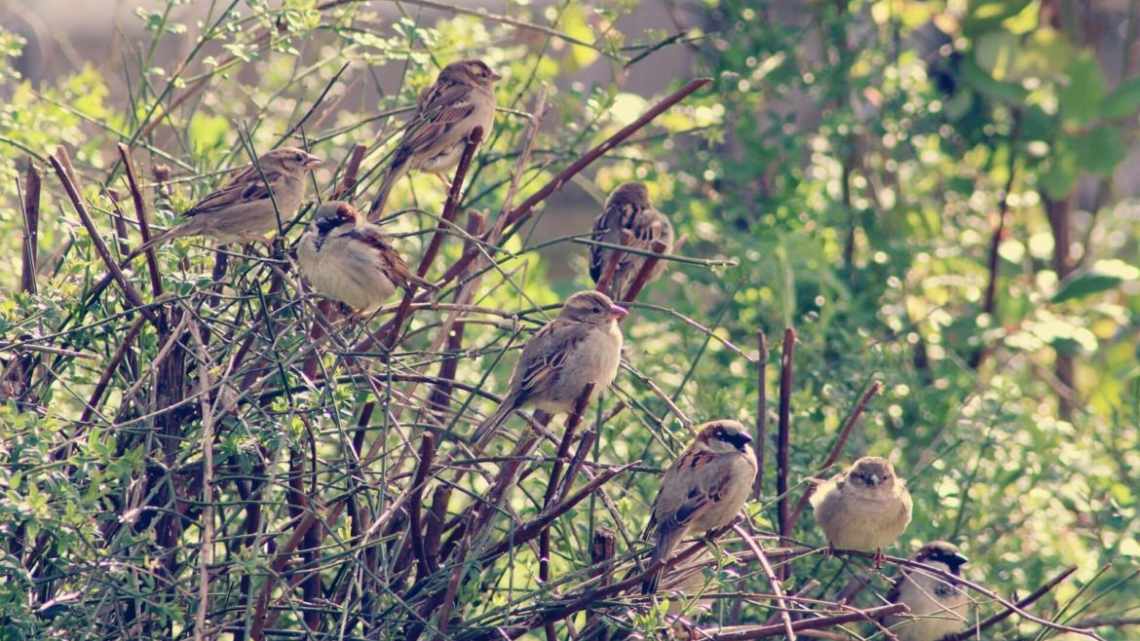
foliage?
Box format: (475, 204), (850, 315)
(0, 1), (1136, 640)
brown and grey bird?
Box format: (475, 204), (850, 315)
(469, 290), (626, 448)
(642, 420), (758, 594)
(135, 147), (321, 253)
(297, 201), (431, 314)
(371, 59), (499, 216)
(885, 541), (971, 641)
(811, 456), (913, 563)
(590, 182), (675, 300)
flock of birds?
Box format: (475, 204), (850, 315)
(124, 59), (970, 641)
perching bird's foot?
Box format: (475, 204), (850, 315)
(873, 548), (885, 568)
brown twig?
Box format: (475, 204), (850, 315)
(333, 143), (367, 200)
(49, 148), (158, 327)
(940, 565), (1077, 641)
(620, 239), (669, 304)
(79, 316), (147, 425)
(753, 329), (768, 499)
(118, 143), (163, 297)
(695, 603), (908, 640)
(19, 159), (41, 295)
(409, 433), (437, 576)
(595, 230), (630, 298)
(732, 524), (796, 641)
(786, 380), (882, 531)
(775, 328), (795, 548)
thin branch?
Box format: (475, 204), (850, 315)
(732, 524), (796, 641)
(20, 159), (41, 295)
(117, 143), (163, 297)
(776, 328), (795, 548)
(753, 329), (768, 499)
(940, 565), (1077, 641)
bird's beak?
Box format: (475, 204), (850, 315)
(870, 474), (880, 485)
(490, 70), (503, 81)
(609, 304), (628, 320)
(951, 552), (969, 566)
(303, 154), (324, 168)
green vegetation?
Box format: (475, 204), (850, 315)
(0, 1), (1136, 640)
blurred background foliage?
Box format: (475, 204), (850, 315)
(0, 0), (1137, 639)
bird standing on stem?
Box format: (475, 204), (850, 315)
(811, 456), (912, 565)
(135, 147), (321, 253)
(469, 291), (626, 448)
(371, 59), (500, 217)
(885, 541), (971, 641)
(590, 182), (675, 300)
(297, 201), (430, 314)
(642, 420), (757, 595)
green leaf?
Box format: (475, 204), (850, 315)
(1052, 271), (1125, 303)
(975, 31), (1018, 80)
(1039, 144), (1078, 199)
(1059, 53), (1107, 123)
(961, 57), (1028, 105)
(1071, 125), (1126, 175)
(1100, 76), (1140, 119)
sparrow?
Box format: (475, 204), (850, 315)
(642, 420), (758, 595)
(589, 182), (675, 301)
(135, 147), (321, 253)
(297, 201), (431, 314)
(469, 290), (626, 448)
(810, 456), (913, 563)
(885, 541), (971, 641)
(371, 59), (500, 216)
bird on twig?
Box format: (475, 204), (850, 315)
(590, 182), (674, 300)
(885, 541), (971, 641)
(371, 59), (500, 217)
(811, 456), (913, 566)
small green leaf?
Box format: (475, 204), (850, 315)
(1059, 53), (1107, 123)
(1052, 271), (1125, 303)
(1071, 125), (1126, 175)
(961, 57), (1027, 105)
(1039, 145), (1078, 199)
(1101, 76), (1140, 119)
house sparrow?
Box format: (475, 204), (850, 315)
(885, 541), (971, 641)
(642, 420), (757, 594)
(135, 147), (321, 253)
(590, 182), (675, 300)
(469, 291), (626, 448)
(810, 456), (912, 563)
(297, 201), (431, 313)
(371, 59), (500, 216)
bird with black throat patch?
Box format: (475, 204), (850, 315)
(370, 59), (500, 217)
(297, 201), (431, 314)
(885, 541), (971, 641)
(641, 420), (757, 595)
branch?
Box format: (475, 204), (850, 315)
(696, 603), (908, 640)
(732, 524), (796, 641)
(20, 159), (40, 295)
(940, 565), (1077, 641)
(775, 328), (795, 548)
(619, 239), (669, 304)
(117, 143), (163, 298)
(753, 329), (768, 499)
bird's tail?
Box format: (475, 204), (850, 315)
(122, 221), (193, 264)
(469, 396), (518, 450)
(369, 159), (407, 220)
(641, 527), (684, 595)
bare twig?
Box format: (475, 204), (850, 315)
(940, 565), (1077, 641)
(753, 329), (768, 499)
(620, 239), (669, 304)
(118, 143), (163, 297)
(776, 328), (795, 548)
(20, 159), (41, 295)
(733, 524), (796, 641)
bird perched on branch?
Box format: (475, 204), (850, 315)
(642, 420), (757, 595)
(885, 541), (971, 641)
(371, 59), (500, 216)
(470, 291), (626, 448)
(590, 182), (674, 300)
(811, 456), (912, 564)
(297, 201), (431, 314)
(134, 147), (321, 254)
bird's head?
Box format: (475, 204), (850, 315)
(441, 59), (501, 88)
(605, 182), (651, 210)
(847, 456), (897, 490)
(696, 420), (753, 454)
(263, 146), (323, 172)
(559, 290), (628, 325)
(915, 541), (969, 574)
(311, 201), (358, 236)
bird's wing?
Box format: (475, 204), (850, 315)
(589, 202), (624, 282)
(398, 82), (477, 158)
(651, 448), (733, 535)
(636, 207), (675, 248)
(340, 226), (423, 289)
(513, 319), (586, 404)
(809, 472), (845, 509)
(184, 169), (284, 218)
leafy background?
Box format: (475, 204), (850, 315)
(0, 0), (1137, 640)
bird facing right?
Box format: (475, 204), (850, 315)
(589, 182), (675, 301)
(371, 59), (500, 216)
(469, 290), (627, 449)
(810, 456), (913, 561)
(885, 541), (971, 641)
(297, 201), (429, 314)
(642, 420), (758, 595)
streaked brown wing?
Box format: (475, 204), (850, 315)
(589, 203), (622, 282)
(515, 320), (583, 402)
(184, 169), (283, 218)
(342, 226), (418, 289)
(400, 83), (476, 155)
